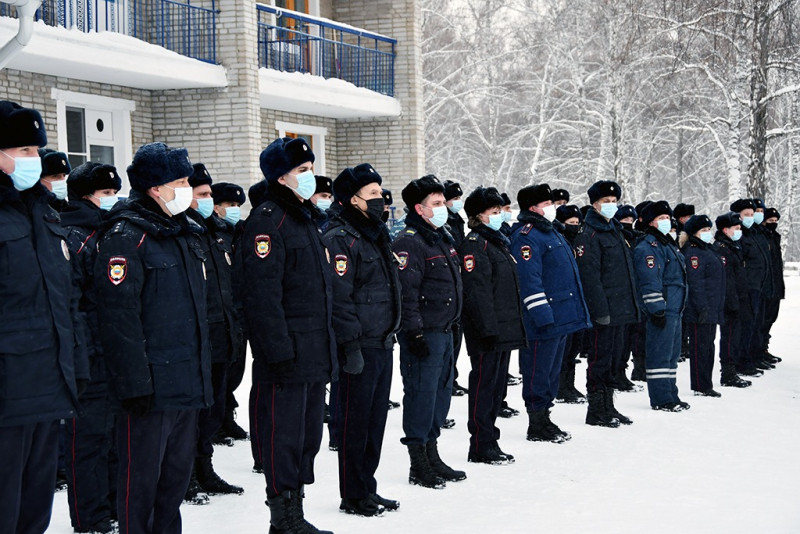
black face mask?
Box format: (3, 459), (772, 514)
(765, 222), (778, 232)
(563, 223), (580, 237)
(381, 210), (390, 223)
(621, 222), (633, 231)
(359, 197), (386, 222)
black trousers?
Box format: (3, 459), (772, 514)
(0, 420), (59, 534)
(253, 381), (326, 498)
(719, 318), (744, 369)
(586, 325), (625, 392)
(197, 362), (229, 458)
(688, 323), (717, 392)
(467, 350), (506, 454)
(761, 297), (781, 352)
(116, 409), (197, 534)
(66, 394), (116, 530)
(336, 348), (392, 499)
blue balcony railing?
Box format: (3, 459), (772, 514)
(0, 0), (218, 63)
(256, 4), (396, 97)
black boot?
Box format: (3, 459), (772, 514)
(543, 409), (572, 441)
(426, 439), (467, 482)
(556, 360), (572, 402)
(565, 361), (587, 403)
(407, 444), (445, 489)
(267, 491), (302, 534)
(222, 408), (249, 441)
(613, 368), (641, 393)
(340, 497), (384, 517)
(294, 485), (333, 534)
(585, 389), (620, 428)
(183, 468), (210, 505)
(604, 387), (633, 425)
(369, 492), (400, 511)
(721, 364), (751, 388)
(526, 410), (566, 443)
(195, 456), (244, 495)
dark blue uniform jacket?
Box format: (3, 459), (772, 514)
(681, 236), (725, 324)
(632, 227), (687, 317)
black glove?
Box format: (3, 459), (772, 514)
(478, 335), (498, 353)
(121, 395), (153, 417)
(343, 349), (365, 375)
(651, 312), (666, 328)
(267, 358), (295, 376)
(76, 379), (89, 398)
(594, 315), (611, 326)
(407, 331), (429, 359)
(698, 309), (709, 324)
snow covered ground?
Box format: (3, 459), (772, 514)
(49, 277), (800, 533)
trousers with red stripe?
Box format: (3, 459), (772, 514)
(687, 322), (717, 392)
(586, 325), (625, 393)
(467, 350), (509, 454)
(253, 381), (326, 498)
(335, 347), (392, 500)
(520, 336), (567, 412)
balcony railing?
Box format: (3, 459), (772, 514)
(0, 0), (218, 63)
(256, 4), (396, 97)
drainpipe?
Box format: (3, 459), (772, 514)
(0, 0), (42, 70)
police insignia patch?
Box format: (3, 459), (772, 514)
(646, 255), (655, 269)
(691, 257), (699, 269)
(108, 256), (127, 285)
(335, 255), (348, 276)
(463, 255), (475, 272)
(575, 245), (584, 257)
(61, 240), (70, 261)
(521, 246), (532, 260)
(255, 234), (271, 259)
(397, 252), (409, 270)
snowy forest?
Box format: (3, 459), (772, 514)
(421, 0), (800, 259)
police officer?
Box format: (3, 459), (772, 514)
(681, 215), (725, 397)
(62, 161), (122, 534)
(393, 174), (466, 489)
(512, 185), (591, 442)
(443, 179), (467, 398)
(613, 204), (643, 393)
(0, 100), (88, 534)
(187, 164), (244, 497)
(551, 188), (570, 207)
(323, 163), (402, 516)
(760, 206), (784, 364)
(241, 137), (334, 534)
(499, 192), (514, 237)
(673, 203), (695, 233)
(311, 175), (334, 231)
(573, 181), (639, 427)
(632, 201), (689, 412)
(381, 187), (393, 224)
(459, 186), (526, 463)
(95, 142), (212, 534)
(39, 148), (72, 204)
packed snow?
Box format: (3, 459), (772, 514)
(48, 277), (800, 533)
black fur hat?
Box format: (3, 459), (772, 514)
(248, 180), (267, 208)
(315, 175), (333, 195)
(259, 137), (315, 182)
(333, 164), (382, 204)
(188, 163), (213, 188)
(673, 203), (695, 219)
(127, 142), (193, 191)
(556, 204), (582, 223)
(614, 204), (637, 221)
(684, 214), (713, 236)
(552, 189), (570, 203)
(464, 186), (504, 218)
(587, 180), (621, 204)
(39, 149), (71, 177)
(730, 198), (756, 213)
(382, 188), (393, 206)
(715, 212), (742, 230)
(640, 200), (672, 224)
(211, 182), (246, 205)
(764, 207), (780, 220)
(517, 184), (553, 211)
(443, 180), (463, 201)
(0, 101), (47, 149)
(500, 192), (512, 207)
(67, 162), (122, 198)
(402, 174), (445, 207)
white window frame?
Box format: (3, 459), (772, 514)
(275, 120), (327, 176)
(51, 88), (135, 189)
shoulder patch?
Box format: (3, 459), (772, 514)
(521, 245), (532, 260)
(646, 255), (655, 269)
(397, 251), (409, 270)
(108, 256), (128, 285)
(575, 245), (585, 257)
(334, 254), (348, 276)
(255, 234), (271, 259)
(463, 254), (475, 272)
(520, 223), (533, 235)
(690, 256), (699, 269)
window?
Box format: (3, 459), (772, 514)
(276, 121), (327, 176)
(52, 89), (134, 189)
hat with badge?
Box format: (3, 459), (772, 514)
(0, 100), (47, 149)
(640, 200), (672, 224)
(188, 163), (213, 188)
(402, 174), (445, 207)
(556, 204), (582, 223)
(382, 188), (393, 206)
(127, 142), (193, 191)
(552, 189), (570, 203)
(443, 180), (463, 201)
(500, 192), (512, 207)
(517, 184), (553, 211)
(211, 182), (246, 206)
(715, 211), (742, 230)
(752, 198), (766, 210)
(259, 137), (315, 182)
(333, 163), (382, 204)
(587, 180), (621, 204)
(684, 214), (713, 236)
(730, 198), (756, 213)
(464, 186), (504, 218)
(39, 149), (71, 177)
(248, 180), (267, 209)
(765, 207), (780, 220)
(614, 204), (637, 222)
(635, 200), (652, 219)
(673, 203), (695, 219)
(314, 175), (333, 196)
(67, 162), (122, 198)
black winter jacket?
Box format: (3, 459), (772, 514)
(740, 225), (773, 297)
(392, 210), (462, 333)
(572, 208), (640, 326)
(323, 207), (402, 352)
(713, 232), (752, 323)
(0, 177), (88, 426)
(241, 182), (335, 384)
(95, 191), (212, 411)
(458, 224), (527, 354)
(446, 210), (466, 249)
(681, 236), (725, 324)
(763, 225), (785, 300)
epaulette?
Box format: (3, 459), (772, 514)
(404, 228), (417, 235)
(340, 225), (361, 239)
(520, 223), (533, 235)
(467, 234), (478, 241)
(106, 221), (127, 237)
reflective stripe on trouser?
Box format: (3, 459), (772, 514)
(645, 314), (682, 406)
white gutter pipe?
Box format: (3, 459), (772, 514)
(0, 0), (42, 70)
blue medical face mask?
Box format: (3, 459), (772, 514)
(1, 151), (42, 191)
(656, 218), (671, 235)
(50, 178), (68, 200)
(195, 197), (214, 219)
(223, 206), (241, 225)
(448, 200), (463, 214)
(501, 211), (512, 223)
(699, 230), (713, 244)
(425, 205), (448, 228)
(315, 198), (332, 211)
(731, 229), (742, 241)
(753, 211), (764, 225)
(97, 195), (118, 211)
(486, 213), (503, 231)
(599, 202), (618, 219)
(741, 216), (754, 228)
(287, 170), (316, 200)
